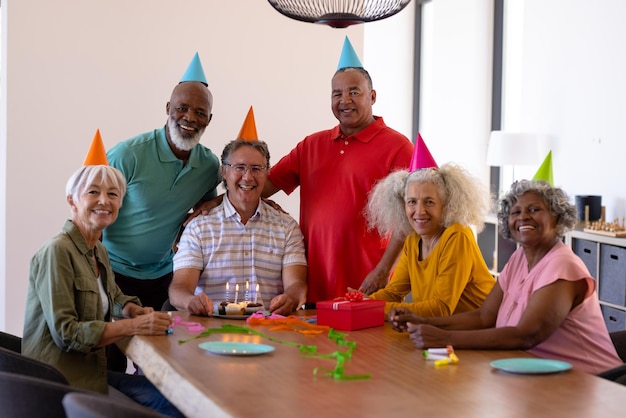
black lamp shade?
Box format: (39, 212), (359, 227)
(267, 0), (415, 28)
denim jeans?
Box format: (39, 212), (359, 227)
(107, 371), (184, 417)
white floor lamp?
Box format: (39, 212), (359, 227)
(486, 131), (541, 199)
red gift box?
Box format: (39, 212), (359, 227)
(316, 299), (386, 331)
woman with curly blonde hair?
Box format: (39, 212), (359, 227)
(364, 162), (495, 316)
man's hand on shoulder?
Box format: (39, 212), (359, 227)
(262, 198), (287, 214)
(185, 194), (224, 226)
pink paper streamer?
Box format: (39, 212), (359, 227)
(173, 316), (204, 332)
(245, 311), (285, 324)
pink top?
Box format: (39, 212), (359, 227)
(496, 241), (622, 374)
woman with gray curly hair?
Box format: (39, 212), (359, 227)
(364, 163), (495, 316)
(391, 180), (622, 374)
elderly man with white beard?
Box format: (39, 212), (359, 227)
(102, 55), (221, 373)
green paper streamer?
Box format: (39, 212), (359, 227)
(178, 324), (370, 380)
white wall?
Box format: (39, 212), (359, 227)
(6, 0), (624, 336)
(0, 0), (415, 334)
(505, 0), (626, 221)
(364, 0), (416, 138)
(418, 0), (626, 221)
(419, 0), (494, 182)
(0, 0), (359, 334)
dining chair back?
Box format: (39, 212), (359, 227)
(0, 346), (69, 384)
(63, 391), (167, 418)
(598, 330), (626, 384)
(0, 330), (22, 353)
(610, 330), (626, 362)
(597, 363), (626, 384)
(0, 370), (86, 418)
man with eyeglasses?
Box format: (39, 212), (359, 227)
(168, 138), (307, 316)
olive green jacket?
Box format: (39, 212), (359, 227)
(22, 220), (140, 393)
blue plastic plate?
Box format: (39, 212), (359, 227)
(199, 341), (275, 356)
(490, 358), (572, 374)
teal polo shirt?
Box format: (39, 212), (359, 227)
(102, 126), (221, 279)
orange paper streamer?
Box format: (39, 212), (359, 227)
(247, 315), (330, 335)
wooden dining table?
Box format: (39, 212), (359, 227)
(117, 311), (626, 418)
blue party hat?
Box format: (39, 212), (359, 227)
(180, 52), (208, 86)
(337, 36), (363, 70)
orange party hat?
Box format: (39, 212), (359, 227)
(83, 129), (109, 166)
(408, 133), (438, 172)
(237, 106), (259, 141)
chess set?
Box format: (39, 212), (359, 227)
(577, 201), (626, 237)
(583, 218), (626, 238)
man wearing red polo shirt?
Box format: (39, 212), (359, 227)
(264, 37), (413, 305)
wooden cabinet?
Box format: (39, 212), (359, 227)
(566, 229), (626, 332)
(476, 214), (517, 277)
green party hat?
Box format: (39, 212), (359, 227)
(532, 151), (554, 186)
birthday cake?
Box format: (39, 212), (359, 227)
(218, 301), (265, 316)
(225, 302), (246, 315)
(244, 302), (264, 315)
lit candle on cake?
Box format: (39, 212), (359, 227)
(254, 283), (259, 304)
(225, 282), (230, 302)
(245, 280), (250, 302)
(235, 283), (239, 304)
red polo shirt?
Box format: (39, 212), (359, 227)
(269, 117), (413, 302)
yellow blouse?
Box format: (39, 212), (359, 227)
(369, 223), (495, 316)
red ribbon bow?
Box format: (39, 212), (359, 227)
(344, 291), (364, 302)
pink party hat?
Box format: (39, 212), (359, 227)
(409, 133), (438, 172)
(83, 129), (109, 166)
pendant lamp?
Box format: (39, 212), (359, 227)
(267, 0), (426, 28)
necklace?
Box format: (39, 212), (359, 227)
(421, 227), (445, 258)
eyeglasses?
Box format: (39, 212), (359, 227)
(223, 163), (268, 176)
